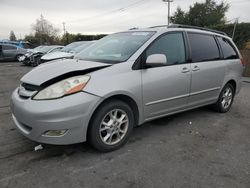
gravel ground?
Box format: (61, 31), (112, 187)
(0, 62), (249, 188)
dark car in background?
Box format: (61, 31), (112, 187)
(21, 45), (63, 66)
(0, 44), (27, 62)
(41, 41), (95, 63)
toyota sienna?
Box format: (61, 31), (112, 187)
(11, 25), (244, 152)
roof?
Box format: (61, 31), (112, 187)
(127, 24), (229, 38)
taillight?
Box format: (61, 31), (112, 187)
(240, 58), (245, 66)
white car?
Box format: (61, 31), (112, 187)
(41, 41), (95, 63)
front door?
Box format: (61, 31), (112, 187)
(141, 32), (191, 120)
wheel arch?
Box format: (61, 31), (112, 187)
(226, 79), (237, 92)
(15, 54), (23, 60)
(91, 94), (140, 125)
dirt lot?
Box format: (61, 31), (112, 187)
(0, 62), (250, 188)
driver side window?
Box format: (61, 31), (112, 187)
(146, 33), (186, 65)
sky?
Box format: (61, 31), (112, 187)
(0, 0), (250, 39)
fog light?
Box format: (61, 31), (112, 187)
(43, 130), (68, 137)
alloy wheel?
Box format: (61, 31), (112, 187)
(99, 109), (129, 145)
(221, 87), (233, 109)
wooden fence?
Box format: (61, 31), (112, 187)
(241, 50), (250, 77)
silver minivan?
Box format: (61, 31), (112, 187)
(11, 25), (244, 152)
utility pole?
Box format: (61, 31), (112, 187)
(62, 22), (66, 44)
(232, 18), (238, 41)
(163, 0), (174, 25)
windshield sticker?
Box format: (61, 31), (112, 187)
(132, 32), (150, 36)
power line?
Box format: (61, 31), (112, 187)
(230, 0), (249, 4)
(67, 0), (148, 24)
(225, 17), (240, 24)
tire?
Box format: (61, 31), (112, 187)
(88, 100), (134, 152)
(16, 54), (22, 62)
(32, 57), (41, 67)
(22, 56), (31, 65)
(212, 83), (235, 113)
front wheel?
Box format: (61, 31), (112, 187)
(88, 100), (134, 152)
(16, 54), (23, 62)
(212, 83), (235, 113)
(32, 57), (41, 67)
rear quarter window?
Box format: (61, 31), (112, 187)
(217, 37), (239, 59)
(188, 33), (220, 63)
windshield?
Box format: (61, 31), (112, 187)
(61, 42), (86, 53)
(72, 42), (95, 53)
(75, 32), (155, 63)
(39, 46), (55, 53)
(34, 45), (47, 51)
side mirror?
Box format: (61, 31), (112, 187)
(145, 54), (167, 67)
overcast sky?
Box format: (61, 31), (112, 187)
(0, 0), (250, 39)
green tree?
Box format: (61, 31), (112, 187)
(171, 0), (229, 27)
(211, 23), (250, 49)
(9, 30), (17, 41)
(61, 32), (107, 45)
(171, 7), (188, 25)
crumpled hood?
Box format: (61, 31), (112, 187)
(21, 59), (110, 86)
(41, 51), (74, 60)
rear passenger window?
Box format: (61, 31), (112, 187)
(188, 33), (220, 62)
(146, 33), (186, 65)
(217, 37), (239, 59)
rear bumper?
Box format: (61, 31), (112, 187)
(11, 89), (100, 145)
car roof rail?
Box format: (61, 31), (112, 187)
(168, 24), (227, 36)
(129, 27), (139, 30)
(148, 25), (169, 29)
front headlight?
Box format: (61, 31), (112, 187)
(33, 75), (90, 100)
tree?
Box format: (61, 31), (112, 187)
(171, 0), (229, 27)
(60, 32), (107, 45)
(9, 30), (17, 41)
(211, 23), (250, 49)
(30, 15), (60, 45)
(171, 7), (188, 25)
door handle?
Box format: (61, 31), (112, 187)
(181, 67), (190, 73)
(192, 65), (200, 71)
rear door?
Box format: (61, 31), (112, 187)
(141, 32), (191, 120)
(187, 32), (226, 107)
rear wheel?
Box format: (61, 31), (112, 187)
(212, 83), (235, 113)
(88, 100), (134, 152)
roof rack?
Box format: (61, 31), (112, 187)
(148, 25), (169, 29)
(129, 27), (139, 30)
(168, 24), (227, 36)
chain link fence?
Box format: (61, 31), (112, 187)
(241, 50), (250, 77)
